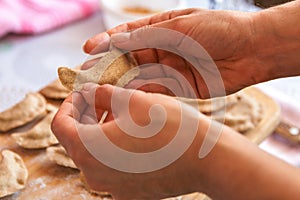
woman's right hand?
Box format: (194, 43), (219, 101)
(84, 1), (300, 98)
(83, 8), (266, 98)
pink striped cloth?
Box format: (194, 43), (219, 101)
(0, 0), (100, 38)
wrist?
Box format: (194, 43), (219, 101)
(251, 2), (300, 82)
(190, 120), (300, 200)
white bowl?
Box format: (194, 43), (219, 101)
(100, 0), (186, 29)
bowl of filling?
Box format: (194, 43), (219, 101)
(100, 0), (186, 29)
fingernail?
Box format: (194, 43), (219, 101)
(83, 33), (110, 54)
(111, 32), (131, 43)
(97, 32), (111, 45)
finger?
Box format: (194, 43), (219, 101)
(135, 59), (186, 79)
(137, 84), (175, 96)
(110, 22), (213, 63)
(69, 92), (88, 121)
(110, 24), (186, 52)
(80, 112), (98, 124)
(80, 106), (110, 124)
(80, 83), (114, 112)
(80, 83), (149, 122)
(125, 78), (184, 96)
(83, 32), (111, 55)
(79, 110), (114, 124)
(51, 92), (86, 150)
(111, 8), (197, 33)
(80, 57), (101, 70)
(135, 63), (165, 79)
(83, 8), (197, 54)
(130, 49), (159, 65)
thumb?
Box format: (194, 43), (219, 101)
(80, 83), (114, 112)
(80, 83), (131, 114)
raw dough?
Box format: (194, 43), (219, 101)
(80, 172), (111, 197)
(177, 94), (238, 114)
(0, 92), (47, 132)
(11, 111), (59, 149)
(166, 192), (209, 200)
(0, 150), (28, 198)
(210, 92), (263, 133)
(46, 145), (77, 169)
(39, 79), (71, 99)
(178, 91), (263, 133)
(58, 49), (139, 91)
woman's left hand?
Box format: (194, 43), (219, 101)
(51, 83), (208, 200)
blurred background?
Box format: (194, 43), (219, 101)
(0, 0), (299, 166)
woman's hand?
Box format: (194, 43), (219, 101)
(83, 8), (264, 98)
(84, 2), (300, 98)
(51, 83), (300, 200)
(51, 83), (209, 199)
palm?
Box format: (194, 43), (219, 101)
(84, 8), (258, 98)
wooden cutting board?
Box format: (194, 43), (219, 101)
(242, 87), (281, 143)
(0, 86), (280, 200)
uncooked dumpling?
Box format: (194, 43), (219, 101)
(0, 150), (28, 198)
(176, 94), (238, 113)
(178, 91), (263, 133)
(58, 49), (139, 91)
(0, 92), (47, 132)
(210, 92), (263, 133)
(80, 172), (111, 196)
(46, 145), (77, 169)
(11, 111), (59, 149)
(39, 79), (71, 99)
